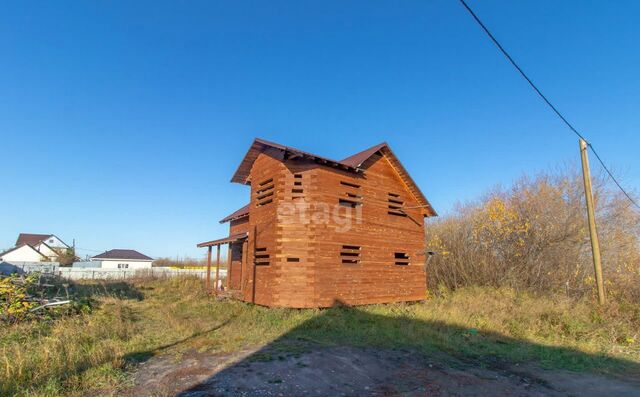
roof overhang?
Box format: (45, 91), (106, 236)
(229, 138), (437, 217)
(197, 232), (248, 248)
(219, 204), (250, 224)
(231, 138), (361, 185)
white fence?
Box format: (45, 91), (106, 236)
(57, 267), (227, 280)
(0, 261), (59, 275)
(0, 261), (226, 281)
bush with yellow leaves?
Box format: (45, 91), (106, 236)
(426, 167), (640, 302)
(0, 274), (39, 323)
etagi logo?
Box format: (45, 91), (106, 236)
(277, 202), (363, 232)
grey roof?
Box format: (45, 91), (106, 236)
(91, 249), (154, 261)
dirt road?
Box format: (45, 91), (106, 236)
(124, 343), (640, 397)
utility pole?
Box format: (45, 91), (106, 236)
(579, 139), (605, 304)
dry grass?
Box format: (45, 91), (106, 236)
(2, 277), (639, 396)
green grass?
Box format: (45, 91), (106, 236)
(2, 277), (639, 396)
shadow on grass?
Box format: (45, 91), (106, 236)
(178, 300), (640, 396)
(125, 318), (235, 364)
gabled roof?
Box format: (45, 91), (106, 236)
(16, 233), (52, 246)
(230, 138), (437, 216)
(219, 204), (250, 224)
(34, 241), (57, 254)
(0, 244), (48, 259)
(92, 249), (154, 261)
(340, 142), (388, 168)
(231, 138), (361, 184)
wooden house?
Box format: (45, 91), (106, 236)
(197, 138), (436, 308)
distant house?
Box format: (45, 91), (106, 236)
(16, 233), (70, 251)
(0, 233), (71, 262)
(0, 244), (48, 262)
(90, 249), (154, 269)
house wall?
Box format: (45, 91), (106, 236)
(310, 153), (426, 307)
(240, 150), (427, 308)
(227, 242), (243, 290)
(244, 149), (285, 305)
(230, 217), (249, 235)
(98, 260), (154, 269)
(42, 236), (69, 250)
(34, 243), (59, 261)
(0, 245), (45, 262)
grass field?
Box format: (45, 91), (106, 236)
(2, 277), (639, 396)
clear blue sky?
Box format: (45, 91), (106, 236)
(2, 1), (639, 259)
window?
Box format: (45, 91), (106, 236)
(292, 174), (304, 199)
(340, 245), (361, 265)
(394, 252), (410, 266)
(388, 193), (406, 217)
(339, 180), (362, 207)
(49, 239), (54, 243)
(255, 247), (270, 265)
(256, 178), (274, 206)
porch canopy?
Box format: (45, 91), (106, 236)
(197, 232), (247, 248)
(197, 231), (248, 295)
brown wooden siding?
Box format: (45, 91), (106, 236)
(230, 150), (427, 308)
(229, 217), (249, 235)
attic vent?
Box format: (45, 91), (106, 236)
(256, 178), (274, 206)
(340, 181), (360, 189)
(255, 247), (270, 265)
(394, 252), (410, 266)
(339, 180), (362, 207)
(387, 193), (406, 217)
(292, 173), (304, 199)
(341, 245), (361, 265)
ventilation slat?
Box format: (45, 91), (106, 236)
(255, 247), (270, 265)
(394, 252), (410, 265)
(256, 178), (275, 207)
(340, 245), (361, 265)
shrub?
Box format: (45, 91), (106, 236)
(426, 167), (640, 301)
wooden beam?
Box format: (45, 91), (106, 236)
(226, 243), (232, 290)
(206, 246), (212, 293)
(240, 239), (247, 297)
(214, 244), (221, 295)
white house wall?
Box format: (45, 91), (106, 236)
(34, 243), (59, 261)
(42, 236), (69, 250)
(99, 260), (153, 269)
(0, 245), (45, 262)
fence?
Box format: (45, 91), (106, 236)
(0, 262), (59, 275)
(0, 261), (226, 281)
(57, 267), (227, 280)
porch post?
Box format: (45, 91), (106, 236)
(206, 246), (212, 292)
(214, 244), (221, 295)
(240, 239), (248, 297)
(226, 243), (232, 290)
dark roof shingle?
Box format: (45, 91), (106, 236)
(230, 138), (437, 216)
(219, 204), (250, 223)
(92, 249), (153, 261)
(16, 233), (51, 246)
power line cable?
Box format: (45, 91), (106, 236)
(458, 0), (640, 210)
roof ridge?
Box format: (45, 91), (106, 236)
(339, 142), (388, 168)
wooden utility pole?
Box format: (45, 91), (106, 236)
(579, 139), (606, 304)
